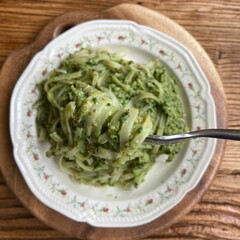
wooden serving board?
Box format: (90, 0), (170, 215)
(0, 4), (227, 240)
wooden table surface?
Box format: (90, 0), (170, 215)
(0, 0), (240, 239)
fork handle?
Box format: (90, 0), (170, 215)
(145, 129), (240, 144)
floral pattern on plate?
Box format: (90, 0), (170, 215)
(10, 20), (216, 227)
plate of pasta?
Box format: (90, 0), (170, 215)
(10, 20), (216, 227)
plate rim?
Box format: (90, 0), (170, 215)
(10, 20), (216, 225)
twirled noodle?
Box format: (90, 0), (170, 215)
(34, 46), (188, 189)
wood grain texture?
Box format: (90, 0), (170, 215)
(0, 5), (226, 239)
(0, 0), (239, 239)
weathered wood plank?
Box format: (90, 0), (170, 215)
(0, 0), (240, 239)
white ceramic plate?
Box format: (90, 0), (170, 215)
(10, 20), (216, 227)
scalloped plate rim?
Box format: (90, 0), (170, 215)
(10, 19), (217, 227)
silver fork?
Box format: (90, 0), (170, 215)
(145, 129), (240, 144)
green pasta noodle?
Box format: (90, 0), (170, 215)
(34, 46), (188, 189)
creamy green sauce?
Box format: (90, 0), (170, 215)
(34, 46), (188, 189)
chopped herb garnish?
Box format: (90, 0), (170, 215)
(34, 46), (187, 190)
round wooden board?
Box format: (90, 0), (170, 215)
(0, 4), (227, 240)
